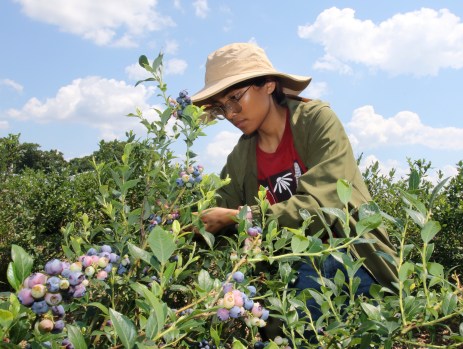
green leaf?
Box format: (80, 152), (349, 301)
(320, 207), (346, 225)
(0, 309), (13, 327)
(232, 339), (247, 349)
(408, 169), (420, 191)
(355, 213), (382, 236)
(421, 220), (440, 244)
(429, 177), (450, 210)
(398, 262), (414, 282)
(401, 191), (427, 216)
(7, 263), (19, 291)
(198, 270), (213, 292)
(361, 303), (382, 321)
(10, 245), (33, 291)
(139, 55), (149, 68)
(109, 308), (137, 349)
(442, 293), (458, 316)
(404, 208), (426, 228)
(88, 302), (109, 316)
(148, 226), (176, 264)
(127, 243), (158, 268)
(67, 324), (88, 349)
(336, 179), (352, 206)
(291, 235), (310, 254)
(145, 300), (167, 340)
(358, 201), (381, 220)
(152, 53), (164, 71)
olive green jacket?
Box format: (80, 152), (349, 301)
(216, 97), (398, 289)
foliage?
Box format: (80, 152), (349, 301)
(1, 53), (463, 349)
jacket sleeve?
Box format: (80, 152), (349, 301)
(260, 104), (362, 235)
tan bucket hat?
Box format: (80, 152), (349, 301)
(191, 42), (312, 105)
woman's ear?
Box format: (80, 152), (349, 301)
(265, 80), (276, 95)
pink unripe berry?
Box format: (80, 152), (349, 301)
(18, 288), (34, 306)
(27, 273), (47, 288)
(223, 292), (235, 309)
(251, 302), (263, 317)
(232, 289), (244, 307)
(38, 319), (54, 332)
(82, 256), (94, 268)
(91, 255), (100, 265)
(45, 292), (63, 306)
(96, 270), (108, 280)
(31, 284), (47, 299)
(217, 308), (230, 321)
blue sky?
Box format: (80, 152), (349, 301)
(1, 1), (462, 182)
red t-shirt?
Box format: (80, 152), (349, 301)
(257, 111), (307, 204)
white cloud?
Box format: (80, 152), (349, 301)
(165, 58), (188, 75)
(312, 54), (353, 75)
(347, 105), (463, 150)
(163, 40), (179, 55)
(0, 79), (24, 92)
(6, 76), (158, 140)
(305, 81), (328, 99)
(125, 63), (150, 81)
(0, 121), (9, 129)
(193, 0), (209, 18)
(298, 7), (463, 76)
(358, 154), (458, 185)
(206, 131), (241, 158)
(14, 0), (175, 46)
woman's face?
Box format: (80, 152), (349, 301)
(213, 81), (276, 135)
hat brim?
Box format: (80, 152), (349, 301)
(191, 70), (312, 106)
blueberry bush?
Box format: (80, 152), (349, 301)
(2, 53), (463, 348)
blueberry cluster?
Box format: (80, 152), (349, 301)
(16, 245), (127, 347)
(169, 90), (192, 118)
(175, 165), (204, 187)
(216, 275), (269, 328)
(242, 226), (263, 256)
(192, 339), (217, 349)
(148, 210), (180, 228)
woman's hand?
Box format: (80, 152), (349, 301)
(200, 207), (239, 234)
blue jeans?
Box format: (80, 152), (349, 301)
(293, 252), (376, 322)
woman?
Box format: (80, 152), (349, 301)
(191, 42), (397, 323)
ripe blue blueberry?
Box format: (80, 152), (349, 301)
(232, 271), (244, 283)
(87, 248), (97, 256)
(46, 276), (61, 293)
(216, 308), (230, 321)
(31, 300), (49, 315)
(244, 298), (254, 310)
(44, 259), (63, 275)
(51, 305), (65, 318)
(247, 285), (257, 297)
(229, 306), (241, 318)
(100, 245), (112, 253)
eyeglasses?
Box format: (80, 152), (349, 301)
(205, 85), (252, 120)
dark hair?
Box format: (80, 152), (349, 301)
(223, 76), (286, 104)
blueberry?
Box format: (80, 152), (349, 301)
(31, 300), (49, 315)
(247, 285), (257, 297)
(232, 271), (245, 283)
(44, 259), (63, 275)
(229, 306), (241, 318)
